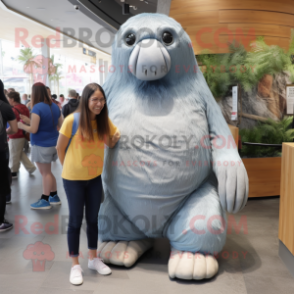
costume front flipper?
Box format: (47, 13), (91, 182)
(164, 181), (227, 280)
(98, 193), (153, 267)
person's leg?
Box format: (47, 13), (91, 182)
(85, 176), (111, 275)
(19, 138), (36, 173)
(63, 179), (86, 266)
(84, 176), (103, 260)
(8, 139), (22, 174)
(0, 149), (12, 230)
(35, 162), (54, 196)
(50, 171), (57, 194)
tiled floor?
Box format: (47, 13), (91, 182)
(1, 158), (294, 294)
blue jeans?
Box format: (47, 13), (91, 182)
(63, 176), (103, 257)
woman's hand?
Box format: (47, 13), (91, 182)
(110, 129), (121, 148)
(20, 114), (30, 125)
(18, 121), (25, 130)
(56, 133), (70, 166)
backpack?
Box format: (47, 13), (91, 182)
(12, 106), (30, 141)
(66, 112), (80, 153)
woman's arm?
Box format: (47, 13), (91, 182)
(57, 113), (63, 129)
(19, 114), (31, 125)
(109, 129), (121, 148)
(18, 113), (40, 134)
(56, 133), (70, 165)
(6, 119), (18, 135)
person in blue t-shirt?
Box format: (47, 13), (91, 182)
(18, 82), (63, 210)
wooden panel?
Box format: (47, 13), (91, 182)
(170, 0), (294, 54)
(219, 0), (294, 14)
(242, 157), (281, 198)
(228, 124), (239, 146)
(171, 0), (294, 15)
(172, 11), (219, 26)
(185, 24), (291, 39)
(219, 10), (294, 27)
(170, 0), (220, 12)
(279, 143), (294, 255)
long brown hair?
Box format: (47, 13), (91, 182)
(31, 82), (52, 107)
(79, 83), (110, 141)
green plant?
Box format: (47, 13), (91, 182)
(49, 54), (63, 95)
(196, 52), (231, 100)
(17, 48), (38, 90)
(196, 34), (294, 99)
(240, 117), (294, 157)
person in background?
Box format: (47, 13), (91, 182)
(18, 82), (63, 210)
(57, 83), (120, 285)
(47, 87), (61, 109)
(22, 94), (30, 106)
(52, 94), (61, 107)
(62, 90), (79, 118)
(7, 91), (36, 178)
(0, 80), (17, 232)
(59, 94), (65, 105)
(4, 89), (8, 96)
(63, 89), (77, 107)
(27, 95), (32, 112)
(7, 88), (15, 93)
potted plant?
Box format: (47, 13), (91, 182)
(240, 118), (294, 197)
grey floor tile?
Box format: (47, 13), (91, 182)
(2, 159), (294, 294)
(0, 287), (39, 294)
(37, 287), (94, 294)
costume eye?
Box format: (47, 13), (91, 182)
(162, 32), (173, 45)
(125, 33), (136, 46)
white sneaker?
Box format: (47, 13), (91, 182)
(70, 265), (83, 285)
(88, 258), (112, 275)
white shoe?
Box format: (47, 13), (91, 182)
(70, 265), (83, 285)
(88, 258), (112, 275)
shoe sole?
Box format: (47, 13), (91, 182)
(31, 206), (52, 210)
(88, 266), (112, 275)
(50, 202), (61, 205)
(70, 280), (83, 286)
(0, 226), (13, 233)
